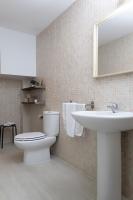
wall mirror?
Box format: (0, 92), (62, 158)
(93, 2), (133, 78)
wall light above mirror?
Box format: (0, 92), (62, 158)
(93, 2), (133, 78)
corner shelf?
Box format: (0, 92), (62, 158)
(21, 86), (45, 106)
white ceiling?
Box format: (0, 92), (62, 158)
(99, 2), (133, 46)
(0, 0), (76, 35)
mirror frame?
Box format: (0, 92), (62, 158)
(93, 2), (133, 78)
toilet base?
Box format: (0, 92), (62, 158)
(24, 148), (50, 165)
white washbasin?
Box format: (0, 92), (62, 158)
(72, 110), (133, 200)
(72, 111), (133, 131)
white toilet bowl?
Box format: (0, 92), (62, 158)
(14, 111), (59, 165)
(15, 132), (56, 164)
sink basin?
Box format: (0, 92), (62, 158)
(72, 111), (133, 131)
(72, 111), (133, 200)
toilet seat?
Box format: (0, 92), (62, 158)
(15, 132), (46, 142)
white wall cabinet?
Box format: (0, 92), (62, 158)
(0, 27), (36, 77)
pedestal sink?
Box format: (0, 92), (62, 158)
(72, 111), (133, 200)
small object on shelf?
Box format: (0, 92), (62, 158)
(34, 99), (38, 104)
(40, 80), (43, 87)
(26, 94), (31, 103)
(30, 79), (40, 87)
(24, 98), (28, 103)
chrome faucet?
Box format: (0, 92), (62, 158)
(107, 103), (119, 113)
(85, 101), (95, 111)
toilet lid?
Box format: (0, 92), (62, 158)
(15, 132), (46, 141)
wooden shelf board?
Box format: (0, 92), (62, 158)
(22, 86), (45, 91)
(21, 102), (44, 105)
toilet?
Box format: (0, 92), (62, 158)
(14, 111), (59, 165)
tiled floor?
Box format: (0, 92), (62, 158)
(0, 144), (96, 200)
(0, 144), (128, 200)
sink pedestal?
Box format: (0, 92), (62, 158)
(72, 111), (133, 200)
(97, 132), (121, 200)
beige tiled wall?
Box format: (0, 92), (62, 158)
(36, 0), (133, 198)
(0, 78), (22, 143)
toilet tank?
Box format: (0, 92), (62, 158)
(43, 111), (60, 137)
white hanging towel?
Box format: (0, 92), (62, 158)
(62, 102), (85, 137)
(74, 103), (85, 136)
